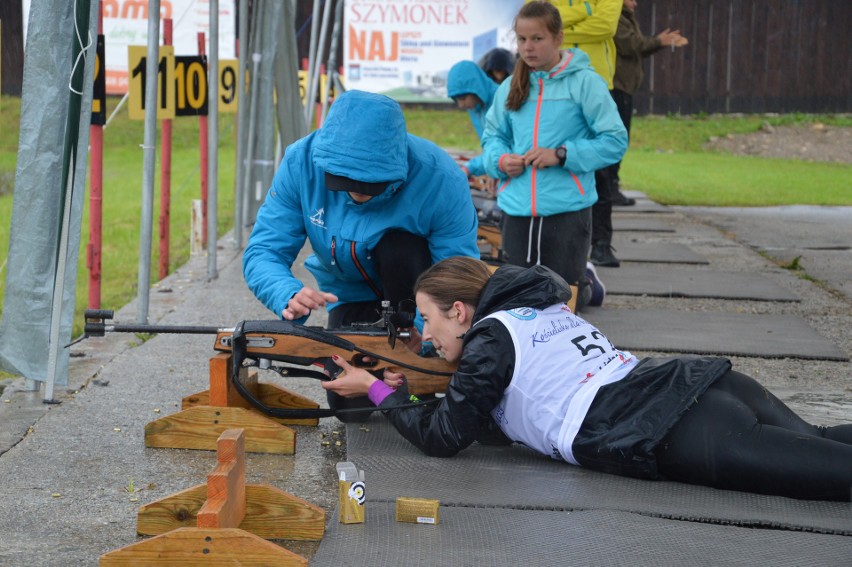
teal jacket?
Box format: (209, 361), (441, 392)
(243, 90), (479, 320)
(446, 61), (497, 177)
(482, 49), (627, 217)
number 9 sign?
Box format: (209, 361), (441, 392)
(218, 59), (238, 114)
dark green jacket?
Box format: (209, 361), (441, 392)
(613, 9), (664, 94)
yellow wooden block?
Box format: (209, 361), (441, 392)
(395, 497), (439, 525)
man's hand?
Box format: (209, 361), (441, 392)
(282, 287), (338, 320)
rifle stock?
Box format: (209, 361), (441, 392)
(215, 325), (455, 396)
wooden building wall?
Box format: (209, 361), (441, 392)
(633, 0), (851, 114)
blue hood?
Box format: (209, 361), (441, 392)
(312, 90), (408, 183)
(447, 60), (497, 110)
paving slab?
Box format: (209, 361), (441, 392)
(597, 264), (800, 301)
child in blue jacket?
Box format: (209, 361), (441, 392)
(482, 1), (626, 310)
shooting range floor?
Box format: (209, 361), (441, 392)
(0, 195), (850, 566)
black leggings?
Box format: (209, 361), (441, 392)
(656, 371), (852, 501)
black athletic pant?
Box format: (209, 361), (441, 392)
(326, 231), (432, 422)
(501, 208), (592, 310)
(655, 370), (852, 501)
(609, 89), (633, 189)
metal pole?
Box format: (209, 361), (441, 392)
(136, 0), (161, 324)
(234, 0), (249, 248)
(46, 0), (95, 400)
(207, 0), (219, 280)
(241, 48), (262, 249)
(305, 0), (322, 121)
(306, 0), (334, 128)
(321, 0), (344, 122)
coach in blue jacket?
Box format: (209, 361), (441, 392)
(243, 90), (480, 329)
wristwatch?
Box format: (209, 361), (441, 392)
(555, 146), (567, 167)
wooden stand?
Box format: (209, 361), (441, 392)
(100, 430), (323, 566)
(145, 353), (319, 454)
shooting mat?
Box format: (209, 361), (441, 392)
(581, 308), (848, 361)
(596, 264), (800, 301)
(609, 239), (710, 264)
(310, 417), (852, 566)
(613, 217), (676, 232)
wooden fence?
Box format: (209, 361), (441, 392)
(633, 0), (851, 114)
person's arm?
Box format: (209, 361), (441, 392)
(481, 82), (521, 179)
(424, 160), (481, 263)
(560, 0), (621, 44)
(242, 159), (310, 320)
(560, 72), (628, 173)
(614, 14), (664, 58)
(379, 320), (516, 457)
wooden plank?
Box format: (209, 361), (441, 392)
(182, 384), (320, 427)
(99, 527), (307, 566)
(196, 430), (246, 529)
(209, 353), (257, 408)
(137, 484), (325, 540)
(144, 406), (296, 454)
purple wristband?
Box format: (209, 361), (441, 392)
(368, 380), (395, 406)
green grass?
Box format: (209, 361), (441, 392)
(0, 95), (236, 346)
(1, 95), (851, 379)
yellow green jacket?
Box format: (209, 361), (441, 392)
(528, 0), (620, 88)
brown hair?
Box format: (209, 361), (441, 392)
(414, 257), (493, 312)
(506, 1), (563, 111)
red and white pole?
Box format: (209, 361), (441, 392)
(87, 0), (104, 309)
(198, 31), (209, 248)
(158, 18), (173, 280)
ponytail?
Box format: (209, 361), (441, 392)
(505, 57), (531, 111)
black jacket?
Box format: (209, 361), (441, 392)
(379, 264), (572, 457)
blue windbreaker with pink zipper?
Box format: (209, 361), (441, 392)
(481, 49), (627, 217)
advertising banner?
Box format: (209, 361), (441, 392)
(23, 0), (236, 95)
(343, 0), (523, 102)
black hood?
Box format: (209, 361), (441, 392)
(473, 265), (573, 324)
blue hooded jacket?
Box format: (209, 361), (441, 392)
(446, 61), (498, 177)
(243, 90), (480, 321)
(482, 49), (627, 217)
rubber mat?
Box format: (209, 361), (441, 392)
(613, 217), (676, 232)
(596, 264), (800, 301)
(311, 506), (852, 567)
(310, 418), (852, 565)
(581, 308), (848, 361)
(610, 239), (709, 264)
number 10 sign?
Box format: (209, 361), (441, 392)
(128, 45), (238, 120)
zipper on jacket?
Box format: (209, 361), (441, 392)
(330, 236), (344, 273)
(531, 77), (545, 217)
(351, 242), (382, 298)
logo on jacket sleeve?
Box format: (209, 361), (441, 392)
(310, 208), (326, 228)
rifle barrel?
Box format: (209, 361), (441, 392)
(100, 324), (229, 335)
